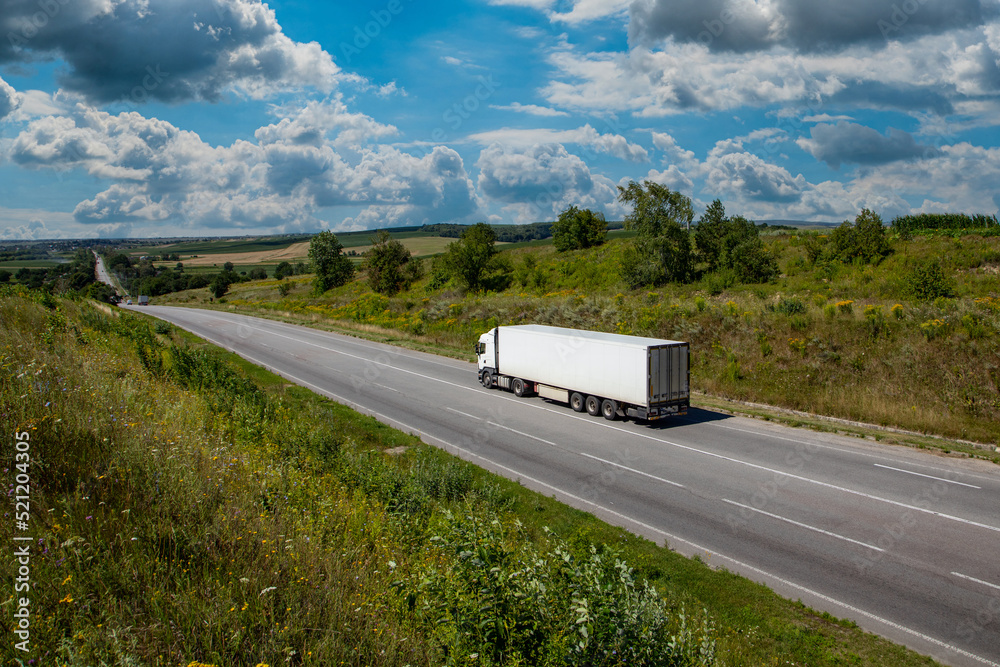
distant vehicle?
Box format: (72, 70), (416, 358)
(137, 295), (149, 306)
(126, 299), (132, 305)
(475, 324), (689, 421)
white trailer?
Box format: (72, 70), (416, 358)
(475, 324), (689, 421)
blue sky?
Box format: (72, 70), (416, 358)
(1, 0), (999, 239)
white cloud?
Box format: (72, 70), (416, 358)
(476, 142), (619, 221)
(256, 97), (398, 149)
(468, 124), (649, 162)
(0, 75), (20, 119)
(489, 102), (570, 117)
(540, 26), (1000, 118)
(6, 99), (482, 232)
(549, 0), (631, 24)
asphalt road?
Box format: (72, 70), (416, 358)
(130, 305), (1000, 667)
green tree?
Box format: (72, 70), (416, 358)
(444, 223), (511, 292)
(617, 180), (695, 286)
(209, 271), (233, 299)
(552, 206), (607, 251)
(830, 208), (892, 264)
(308, 230), (355, 294)
(693, 199), (728, 268)
(363, 230), (421, 295)
(274, 261), (293, 280)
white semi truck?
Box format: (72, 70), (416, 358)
(475, 324), (689, 421)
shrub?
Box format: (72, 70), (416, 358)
(906, 259), (953, 300)
(774, 298), (806, 315)
(410, 509), (718, 666)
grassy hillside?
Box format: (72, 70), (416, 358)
(157, 230), (1000, 450)
(1, 287), (942, 665)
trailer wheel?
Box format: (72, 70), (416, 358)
(601, 399), (618, 421)
(481, 370), (494, 388)
(585, 395), (601, 416)
(570, 392), (585, 412)
(512, 378), (525, 397)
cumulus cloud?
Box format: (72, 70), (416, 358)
(256, 97), (398, 149)
(0, 76), (20, 119)
(797, 121), (940, 169)
(544, 17), (1000, 118)
(476, 142), (619, 221)
(0, 217), (55, 240)
(639, 132), (1000, 222)
(0, 0), (343, 104)
(704, 139), (806, 202)
(628, 0), (987, 53)
(469, 124), (649, 162)
(8, 100), (481, 231)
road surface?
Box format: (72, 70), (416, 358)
(131, 305), (1000, 667)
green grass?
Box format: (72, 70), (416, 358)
(0, 288), (945, 666)
(156, 231), (1000, 451)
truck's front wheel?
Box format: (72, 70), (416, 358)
(570, 392), (585, 412)
(481, 370), (494, 388)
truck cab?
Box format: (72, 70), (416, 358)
(475, 328), (499, 388)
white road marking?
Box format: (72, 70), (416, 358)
(578, 452), (684, 488)
(875, 463), (981, 489)
(447, 408), (683, 487)
(709, 421), (997, 483)
(722, 499), (884, 552)
(952, 571), (1000, 592)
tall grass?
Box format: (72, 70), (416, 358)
(2, 289), (726, 666)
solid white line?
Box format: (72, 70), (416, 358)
(875, 463), (981, 489)
(722, 499), (884, 552)
(157, 313), (998, 667)
(709, 421), (998, 483)
(242, 324), (475, 392)
(952, 571), (1000, 592)
(578, 452), (684, 488)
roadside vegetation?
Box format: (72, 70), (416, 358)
(155, 194), (1000, 450)
(1, 286), (941, 665)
